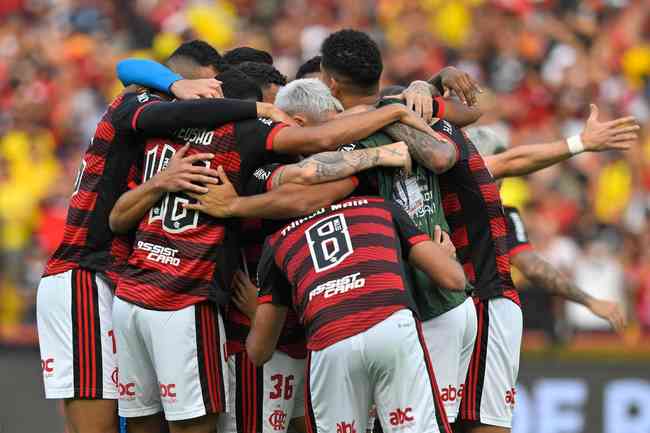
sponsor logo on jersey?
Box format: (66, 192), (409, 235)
(268, 409), (287, 431)
(336, 421), (356, 433)
(119, 382), (136, 399)
(389, 407), (414, 426)
(258, 117), (273, 126)
(440, 384), (464, 402)
(176, 128), (214, 145)
(505, 388), (516, 406)
(254, 167), (272, 181)
(440, 120), (453, 136)
(41, 358), (55, 376)
(137, 92), (150, 103)
(309, 273), (366, 301)
(160, 383), (177, 400)
(136, 241), (180, 266)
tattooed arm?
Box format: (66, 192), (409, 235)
(270, 141), (411, 188)
(382, 122), (457, 174)
(511, 250), (626, 332)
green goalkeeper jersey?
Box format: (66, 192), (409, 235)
(353, 131), (469, 320)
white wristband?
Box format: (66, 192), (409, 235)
(567, 134), (585, 155)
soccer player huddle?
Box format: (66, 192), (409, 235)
(37, 30), (634, 433)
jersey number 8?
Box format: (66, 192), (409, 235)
(305, 214), (354, 272)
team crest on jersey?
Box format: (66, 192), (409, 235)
(254, 167), (272, 181)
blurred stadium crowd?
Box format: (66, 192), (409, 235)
(1, 0), (650, 344)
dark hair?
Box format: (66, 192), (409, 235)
(378, 85), (406, 98)
(321, 29), (383, 92)
(295, 55), (322, 79)
(216, 67), (263, 101)
(223, 46), (273, 66)
(236, 61), (287, 88)
(167, 40), (224, 70)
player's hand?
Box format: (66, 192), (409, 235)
(232, 270), (259, 320)
(256, 103), (298, 126)
(581, 105), (640, 152)
(380, 141), (412, 175)
(587, 298), (627, 333)
(153, 144), (219, 194)
(184, 166), (240, 217)
(396, 105), (439, 137)
(170, 78), (223, 100)
(432, 67), (482, 106)
(402, 80), (435, 123)
(434, 225), (456, 257)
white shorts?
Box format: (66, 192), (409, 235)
(113, 297), (228, 421)
(218, 350), (305, 433)
(459, 297), (522, 428)
(37, 269), (118, 400)
(422, 297), (477, 423)
(305, 309), (451, 433)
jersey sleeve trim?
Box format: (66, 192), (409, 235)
(509, 243), (533, 257)
(265, 123), (290, 151)
(408, 234), (430, 247)
(131, 100), (160, 130)
(434, 96), (445, 118)
(350, 176), (359, 188)
(258, 294), (273, 304)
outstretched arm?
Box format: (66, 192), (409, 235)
(270, 141), (410, 188)
(485, 105), (639, 179)
(246, 304), (288, 366)
(511, 249), (626, 332)
(409, 240), (466, 291)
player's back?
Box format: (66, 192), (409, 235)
(43, 91), (161, 284)
(434, 119), (517, 303)
(258, 196), (423, 350)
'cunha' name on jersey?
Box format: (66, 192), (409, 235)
(175, 128), (214, 145)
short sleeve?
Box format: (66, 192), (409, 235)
(245, 163), (284, 196)
(111, 92), (162, 133)
(505, 206), (532, 257)
(257, 238), (292, 307)
(386, 201), (430, 257)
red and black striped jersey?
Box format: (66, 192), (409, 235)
(116, 118), (288, 311)
(43, 91), (162, 285)
(504, 206), (532, 258)
(258, 196), (428, 350)
(226, 163), (307, 359)
(435, 120), (518, 305)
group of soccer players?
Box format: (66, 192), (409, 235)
(37, 28), (636, 433)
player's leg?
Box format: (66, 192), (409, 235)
(306, 333), (371, 433)
(451, 299), (478, 433)
(370, 309), (451, 433)
(458, 298), (522, 433)
(112, 297), (164, 428)
(37, 270), (119, 433)
(151, 302), (228, 432)
(421, 298), (476, 425)
(262, 351), (306, 433)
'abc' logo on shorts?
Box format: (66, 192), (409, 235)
(41, 358), (55, 375)
(119, 383), (136, 399)
(505, 388), (516, 406)
(268, 409), (287, 431)
(440, 384), (464, 402)
(336, 420), (356, 433)
(160, 383), (176, 399)
(389, 407), (414, 426)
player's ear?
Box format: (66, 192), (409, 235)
(293, 114), (308, 127)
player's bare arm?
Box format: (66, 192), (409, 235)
(399, 80), (483, 126)
(169, 78), (224, 99)
(232, 270), (259, 320)
(408, 240), (466, 290)
(271, 103), (431, 155)
(109, 145), (218, 233)
(484, 105), (639, 179)
(270, 141), (411, 189)
(510, 249), (626, 332)
(429, 66), (483, 106)
(185, 166), (357, 219)
(382, 120), (458, 174)
(246, 303), (288, 366)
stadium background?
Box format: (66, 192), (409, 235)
(0, 0), (649, 432)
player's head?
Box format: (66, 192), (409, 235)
(295, 55), (322, 80)
(274, 78), (342, 126)
(320, 29), (383, 100)
(216, 67), (263, 102)
(236, 61), (287, 103)
(223, 46), (274, 66)
(166, 40), (225, 78)
(379, 85), (406, 98)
